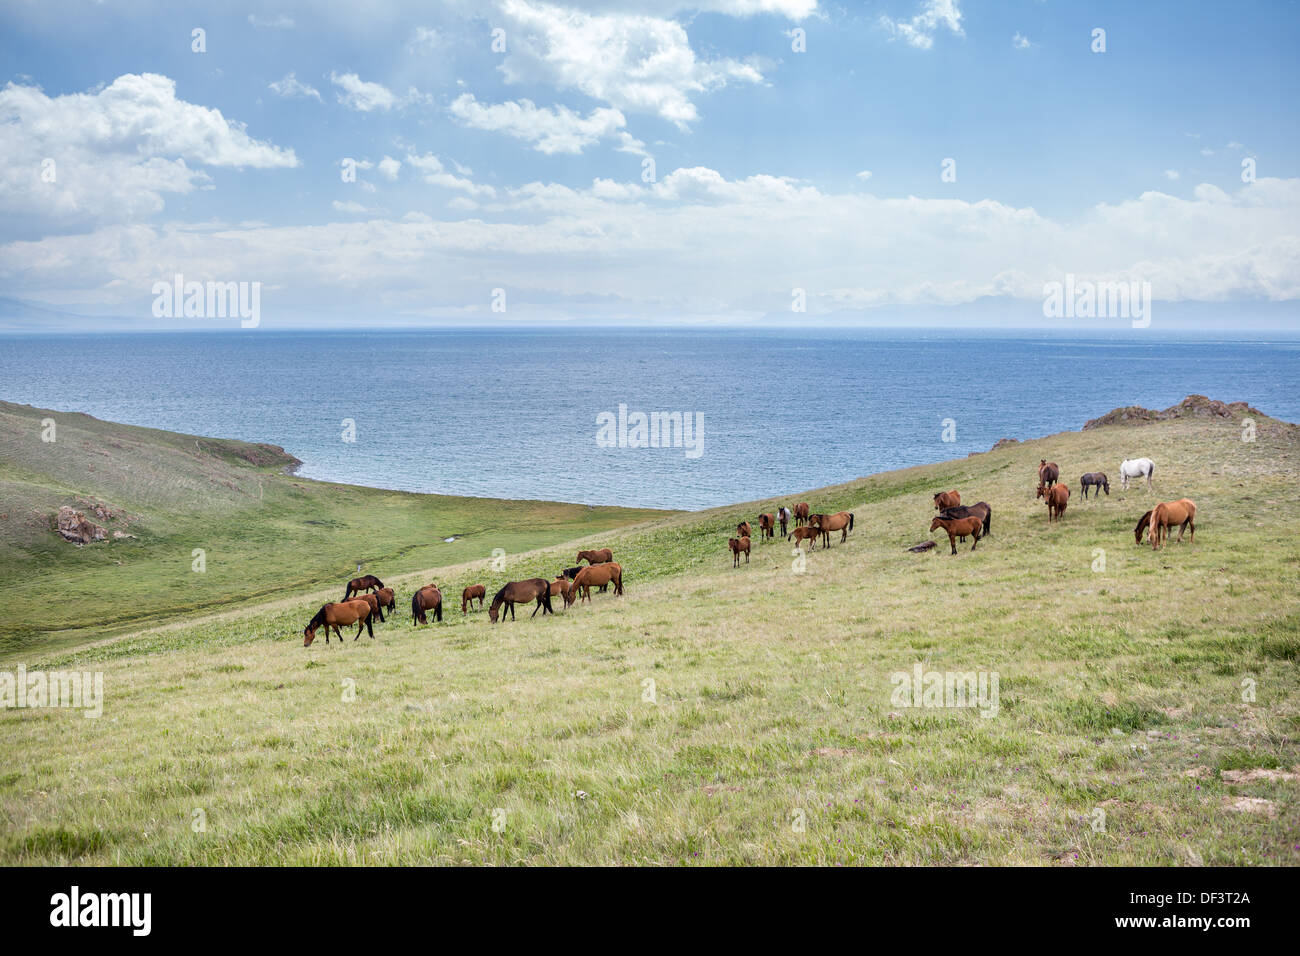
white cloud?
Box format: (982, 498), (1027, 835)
(856, 170), (873, 181)
(1164, 169), (1181, 181)
(405, 152), (496, 197)
(497, 0), (766, 129)
(377, 156), (402, 180)
(1012, 32), (1031, 50)
(406, 26), (440, 55)
(449, 94), (645, 155)
(330, 72), (426, 112)
(880, 0), (964, 50)
(332, 200), (368, 213)
(269, 72), (321, 101)
(248, 14), (294, 29)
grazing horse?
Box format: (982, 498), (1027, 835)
(1080, 473), (1110, 499)
(729, 536), (751, 567)
(810, 511), (854, 547)
(929, 515), (983, 555)
(549, 575), (573, 609)
(343, 574), (384, 600)
(577, 548), (613, 565)
(461, 584), (486, 614)
(1038, 482), (1069, 522)
(939, 502), (991, 540)
(1133, 510), (1153, 545)
(787, 526), (819, 550)
(1038, 460), (1059, 489)
(794, 503), (810, 527)
(304, 599), (373, 646)
(1120, 458), (1155, 492)
(933, 491), (961, 511)
(374, 586), (396, 618)
(411, 585), (443, 625)
(562, 564), (608, 593)
(736, 521), (752, 540)
(778, 506), (792, 536)
(1150, 499), (1196, 550)
(758, 513), (776, 541)
(568, 562), (624, 604)
(348, 590), (385, 623)
(488, 579), (553, 622)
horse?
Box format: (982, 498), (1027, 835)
(1120, 458), (1155, 492)
(794, 503), (810, 527)
(348, 590), (385, 623)
(736, 521), (752, 540)
(1080, 473), (1110, 499)
(549, 575), (572, 609)
(778, 506), (792, 536)
(939, 502), (991, 540)
(411, 585), (443, 625)
(933, 491), (961, 511)
(577, 548), (613, 565)
(1151, 499), (1196, 550)
(374, 586), (396, 618)
(461, 584), (486, 614)
(729, 536), (751, 567)
(1038, 460), (1059, 489)
(488, 579), (553, 622)
(758, 513), (775, 541)
(568, 562), (624, 604)
(810, 511), (854, 547)
(1038, 482), (1069, 522)
(1134, 510), (1153, 545)
(343, 574), (384, 600)
(787, 526), (819, 550)
(561, 564), (608, 593)
(929, 515), (983, 555)
(304, 599), (373, 646)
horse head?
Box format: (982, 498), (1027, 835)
(1036, 483), (1046, 499)
(303, 625), (316, 647)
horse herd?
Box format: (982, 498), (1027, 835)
(302, 548), (625, 645)
(300, 453), (1198, 645)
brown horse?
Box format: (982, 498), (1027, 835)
(549, 575), (573, 609)
(929, 515), (983, 555)
(348, 590), (384, 623)
(1133, 510), (1153, 545)
(1080, 473), (1110, 498)
(933, 491), (961, 510)
(729, 536), (751, 567)
(411, 585), (443, 624)
(304, 599), (373, 646)
(488, 579), (554, 622)
(1038, 460), (1059, 488)
(577, 548), (613, 565)
(794, 502), (810, 527)
(939, 501), (991, 539)
(569, 562), (624, 604)
(374, 586), (396, 618)
(787, 526), (820, 550)
(1151, 499), (1196, 550)
(461, 584), (486, 614)
(809, 511), (854, 547)
(736, 521), (752, 540)
(1038, 482), (1069, 522)
(778, 506), (791, 537)
(758, 513), (775, 541)
(343, 574), (384, 600)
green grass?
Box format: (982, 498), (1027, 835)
(1, 403), (1297, 865)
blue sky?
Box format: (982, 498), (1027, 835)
(1, 0), (1297, 328)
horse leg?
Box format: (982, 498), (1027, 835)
(971, 528), (980, 551)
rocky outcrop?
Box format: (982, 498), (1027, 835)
(1083, 395), (1266, 431)
(55, 506), (106, 544)
(990, 437), (1021, 450)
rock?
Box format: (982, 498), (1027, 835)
(990, 437), (1020, 450)
(1083, 395), (1268, 430)
(55, 506), (106, 544)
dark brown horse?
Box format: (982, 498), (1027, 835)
(577, 548), (613, 565)
(1038, 460), (1059, 489)
(788, 526), (820, 550)
(343, 574), (384, 600)
(304, 599), (373, 646)
(929, 515), (983, 555)
(411, 585), (443, 624)
(1038, 482), (1069, 522)
(348, 590), (384, 623)
(374, 586), (396, 618)
(794, 502), (810, 527)
(1151, 499), (1196, 550)
(461, 584), (486, 614)
(488, 579), (554, 622)
(939, 502), (991, 540)
(569, 562), (624, 603)
(758, 513), (775, 541)
(1080, 472), (1110, 498)
(809, 511), (854, 547)
(933, 491), (961, 510)
(736, 521), (752, 540)
(1134, 510), (1153, 545)
(778, 506), (791, 537)
(729, 536), (751, 567)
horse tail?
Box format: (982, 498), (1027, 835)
(435, 599), (442, 622)
(411, 591), (422, 625)
(849, 513), (855, 531)
(365, 610), (375, 639)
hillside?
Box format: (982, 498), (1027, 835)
(1, 399), (1297, 865)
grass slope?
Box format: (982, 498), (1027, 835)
(1, 405), (1297, 865)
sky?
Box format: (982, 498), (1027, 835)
(0, 0), (1298, 330)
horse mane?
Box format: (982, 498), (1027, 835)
(308, 604), (328, 629)
(490, 585), (508, 607)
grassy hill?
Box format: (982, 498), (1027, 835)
(1, 400), (1297, 865)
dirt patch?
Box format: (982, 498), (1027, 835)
(1220, 766), (1300, 785)
(1223, 796), (1278, 817)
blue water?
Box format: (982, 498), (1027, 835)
(1, 328), (1297, 509)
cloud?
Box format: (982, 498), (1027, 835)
(331, 200), (368, 213)
(1012, 32), (1031, 50)
(330, 72), (426, 112)
(856, 170), (873, 181)
(497, 0), (766, 129)
(449, 94), (646, 155)
(405, 152), (496, 197)
(268, 72), (321, 101)
(377, 156), (402, 180)
(406, 26), (440, 54)
(880, 0), (964, 50)
(1164, 169), (1181, 181)
(248, 14), (294, 29)
(0, 74), (297, 232)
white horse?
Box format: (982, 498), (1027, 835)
(1119, 457), (1155, 491)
